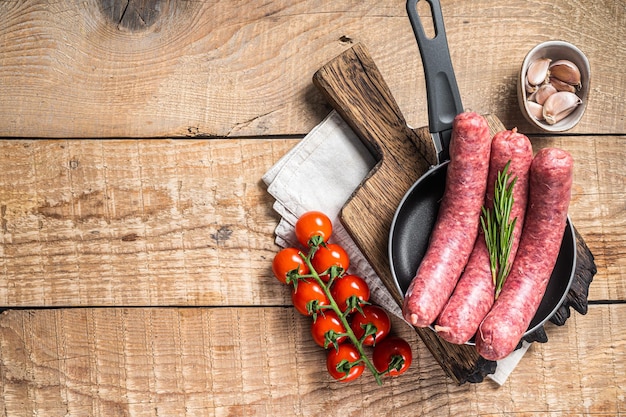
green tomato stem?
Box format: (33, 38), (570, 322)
(299, 249), (384, 386)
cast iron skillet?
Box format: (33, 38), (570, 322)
(389, 0), (577, 341)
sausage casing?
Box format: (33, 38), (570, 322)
(476, 147), (573, 360)
(435, 129), (533, 344)
(402, 111), (492, 327)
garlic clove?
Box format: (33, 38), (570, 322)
(526, 57), (551, 86)
(542, 91), (582, 125)
(549, 60), (581, 89)
(526, 100), (544, 121)
(525, 77), (538, 94)
(549, 76), (577, 93)
(532, 83), (558, 105)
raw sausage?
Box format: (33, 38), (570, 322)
(476, 147), (573, 360)
(435, 129), (533, 344)
(402, 111), (492, 327)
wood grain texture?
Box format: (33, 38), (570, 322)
(0, 0), (623, 138)
(0, 0), (625, 412)
(0, 305), (624, 416)
(313, 42), (437, 303)
(0, 139), (295, 307)
(0, 136), (623, 308)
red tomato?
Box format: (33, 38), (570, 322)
(295, 211), (333, 247)
(311, 311), (347, 348)
(291, 279), (330, 316)
(349, 305), (391, 346)
(311, 243), (350, 282)
(272, 247), (309, 284)
(372, 336), (413, 377)
(326, 343), (364, 382)
(330, 274), (370, 313)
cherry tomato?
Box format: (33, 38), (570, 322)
(311, 311), (347, 348)
(326, 343), (364, 382)
(330, 274), (370, 313)
(295, 211), (333, 247)
(311, 243), (350, 282)
(349, 305), (391, 346)
(272, 247), (309, 284)
(372, 336), (413, 377)
(291, 279), (330, 316)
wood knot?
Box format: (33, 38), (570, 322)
(121, 233), (139, 242)
(339, 35), (353, 44)
(99, 0), (164, 31)
(211, 226), (233, 245)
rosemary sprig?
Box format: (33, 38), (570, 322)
(480, 160), (518, 299)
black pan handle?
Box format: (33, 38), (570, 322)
(406, 0), (463, 163)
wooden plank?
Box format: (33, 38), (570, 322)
(0, 136), (624, 307)
(0, 304), (623, 416)
(0, 0), (623, 138)
(0, 139), (296, 307)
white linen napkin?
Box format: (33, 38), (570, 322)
(262, 110), (528, 385)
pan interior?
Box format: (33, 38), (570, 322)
(390, 164), (447, 296)
(389, 163), (577, 336)
(527, 219), (576, 332)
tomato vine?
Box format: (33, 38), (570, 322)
(272, 211), (413, 385)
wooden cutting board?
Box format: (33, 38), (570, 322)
(313, 43), (596, 384)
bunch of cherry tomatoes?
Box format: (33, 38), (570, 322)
(272, 211), (413, 385)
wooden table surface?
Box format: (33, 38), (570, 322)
(1, 0), (624, 415)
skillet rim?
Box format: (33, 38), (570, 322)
(387, 161), (577, 342)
